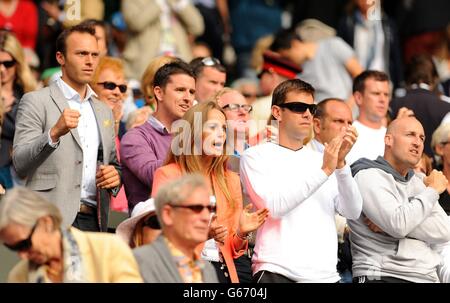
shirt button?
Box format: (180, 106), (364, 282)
(75, 184), (80, 188)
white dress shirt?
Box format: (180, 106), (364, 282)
(56, 77), (100, 206)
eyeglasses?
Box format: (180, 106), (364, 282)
(278, 102), (317, 115)
(201, 57), (221, 67)
(222, 103), (253, 113)
(4, 222), (38, 252)
(97, 82), (128, 93)
(169, 204), (216, 214)
(143, 215), (161, 229)
(0, 59), (16, 68)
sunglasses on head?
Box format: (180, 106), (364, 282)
(0, 59), (16, 68)
(222, 103), (252, 113)
(4, 222), (38, 252)
(169, 204), (216, 214)
(278, 102), (317, 115)
(143, 215), (161, 229)
(201, 57), (221, 67)
(97, 81), (127, 93)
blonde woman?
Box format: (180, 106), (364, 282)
(152, 101), (269, 283)
(0, 30), (37, 189)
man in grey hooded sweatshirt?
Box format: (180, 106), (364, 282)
(349, 117), (450, 283)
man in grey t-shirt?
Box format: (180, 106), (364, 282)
(270, 29), (363, 103)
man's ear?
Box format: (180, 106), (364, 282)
(161, 205), (173, 227)
(154, 86), (163, 103)
(354, 91), (363, 107)
(56, 51), (65, 66)
(384, 133), (393, 147)
(313, 117), (321, 135)
(272, 105), (282, 122)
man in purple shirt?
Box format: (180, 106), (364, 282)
(120, 61), (196, 211)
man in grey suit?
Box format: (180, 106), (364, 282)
(13, 24), (121, 232)
(133, 174), (218, 283)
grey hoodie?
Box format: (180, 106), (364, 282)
(348, 157), (450, 282)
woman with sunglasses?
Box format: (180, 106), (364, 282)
(90, 56), (128, 213)
(0, 30), (37, 190)
(116, 198), (161, 248)
(0, 187), (143, 283)
(151, 101), (269, 283)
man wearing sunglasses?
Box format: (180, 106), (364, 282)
(133, 174), (219, 283)
(190, 56), (226, 103)
(240, 79), (362, 283)
(13, 24), (122, 232)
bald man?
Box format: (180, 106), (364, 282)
(349, 117), (450, 283)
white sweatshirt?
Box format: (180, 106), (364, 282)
(240, 142), (363, 282)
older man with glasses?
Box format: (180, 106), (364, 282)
(190, 56), (226, 103)
(240, 79), (362, 283)
(0, 187), (142, 283)
(133, 174), (219, 283)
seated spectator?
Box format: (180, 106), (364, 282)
(0, 187), (142, 283)
(349, 117), (450, 283)
(133, 174), (219, 283)
(152, 101), (269, 283)
(116, 198), (161, 248)
(270, 29), (363, 103)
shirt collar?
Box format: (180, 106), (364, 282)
(164, 236), (201, 266)
(147, 115), (170, 134)
(311, 138), (325, 153)
(56, 77), (97, 103)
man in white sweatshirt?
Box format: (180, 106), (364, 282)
(240, 79), (363, 283)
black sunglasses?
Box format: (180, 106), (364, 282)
(278, 102), (317, 115)
(169, 204), (216, 214)
(143, 215), (161, 229)
(4, 222), (38, 252)
(0, 59), (16, 68)
(97, 82), (127, 93)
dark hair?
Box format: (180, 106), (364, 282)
(153, 61), (195, 95)
(189, 56), (226, 78)
(270, 29), (302, 52)
(314, 98), (346, 119)
(56, 23), (96, 55)
(405, 54), (439, 87)
(272, 79), (315, 108)
(352, 70), (389, 93)
(78, 19), (107, 29)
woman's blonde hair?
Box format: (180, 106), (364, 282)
(165, 101), (236, 210)
(141, 55), (179, 107)
(0, 31), (37, 93)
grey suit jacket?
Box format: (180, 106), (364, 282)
(13, 81), (121, 231)
(133, 235), (219, 283)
